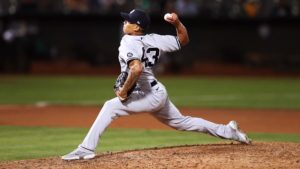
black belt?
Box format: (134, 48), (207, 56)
(150, 80), (157, 87)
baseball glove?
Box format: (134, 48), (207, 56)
(113, 72), (136, 96)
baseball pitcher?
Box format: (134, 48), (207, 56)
(62, 9), (251, 161)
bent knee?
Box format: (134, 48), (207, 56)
(101, 99), (118, 116)
(102, 98), (128, 119)
(103, 98), (118, 108)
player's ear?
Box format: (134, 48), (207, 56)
(133, 24), (143, 33)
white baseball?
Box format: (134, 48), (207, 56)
(164, 13), (173, 21)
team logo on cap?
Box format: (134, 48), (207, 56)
(127, 52), (133, 57)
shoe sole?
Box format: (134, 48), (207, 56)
(83, 154), (96, 160)
(62, 153), (96, 161)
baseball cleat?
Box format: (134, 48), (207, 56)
(228, 120), (251, 144)
(61, 148), (96, 161)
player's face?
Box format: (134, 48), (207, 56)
(123, 20), (141, 35)
(123, 21), (135, 34)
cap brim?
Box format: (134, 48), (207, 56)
(120, 12), (131, 21)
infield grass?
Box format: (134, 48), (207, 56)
(0, 75), (300, 109)
(0, 126), (299, 161)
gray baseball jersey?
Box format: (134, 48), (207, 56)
(118, 34), (180, 91)
(80, 34), (239, 151)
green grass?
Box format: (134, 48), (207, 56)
(0, 75), (300, 109)
(0, 126), (299, 161)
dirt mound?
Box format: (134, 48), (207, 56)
(1, 142), (299, 169)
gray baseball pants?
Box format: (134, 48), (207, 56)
(80, 81), (235, 151)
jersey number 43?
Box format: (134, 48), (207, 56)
(141, 47), (160, 68)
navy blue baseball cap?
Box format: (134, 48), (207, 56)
(120, 9), (150, 30)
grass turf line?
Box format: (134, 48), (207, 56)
(1, 76), (300, 109)
(0, 126), (299, 161)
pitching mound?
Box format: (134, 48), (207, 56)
(1, 142), (299, 169)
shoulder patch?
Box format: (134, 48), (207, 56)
(127, 52), (133, 57)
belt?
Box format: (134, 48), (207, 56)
(150, 80), (158, 87)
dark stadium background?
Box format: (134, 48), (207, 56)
(0, 0), (299, 75)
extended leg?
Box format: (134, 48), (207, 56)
(152, 99), (250, 142)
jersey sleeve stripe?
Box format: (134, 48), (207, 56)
(175, 36), (181, 49)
